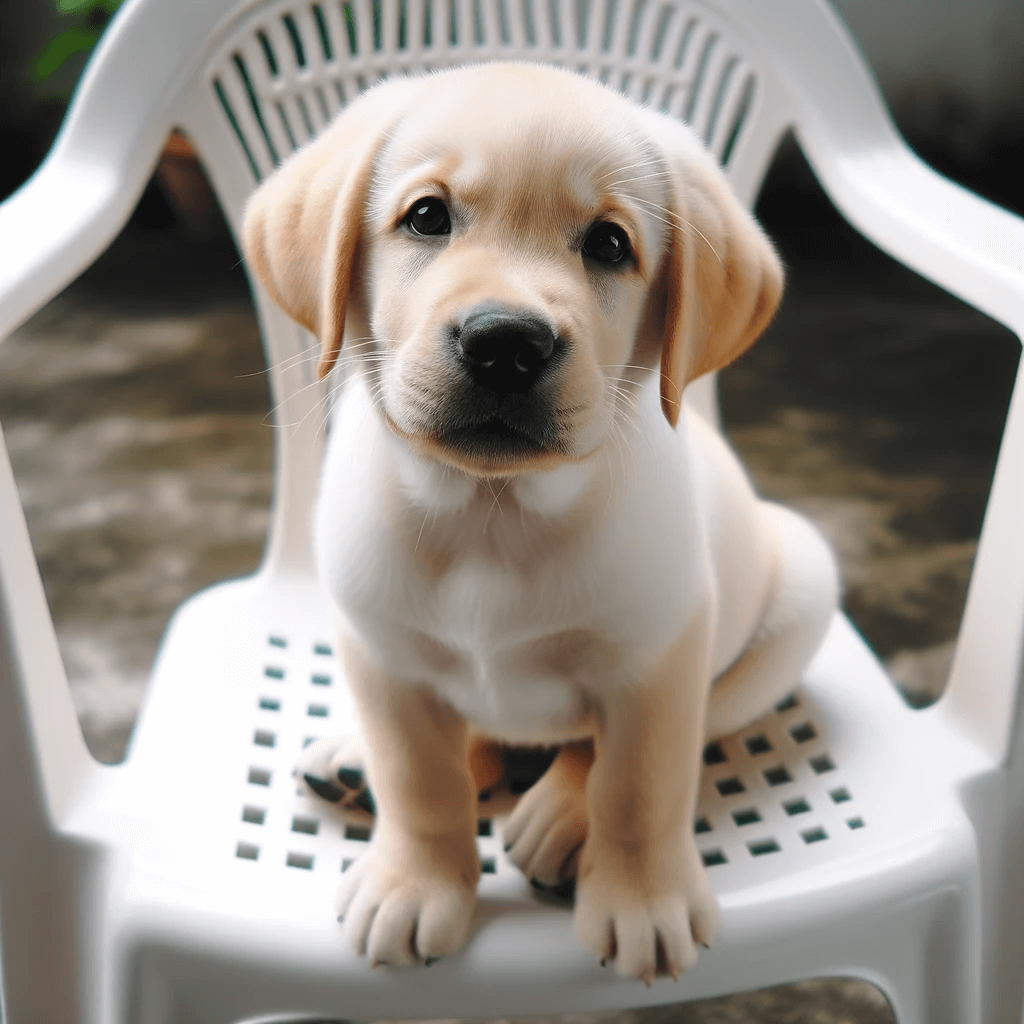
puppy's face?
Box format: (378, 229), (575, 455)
(361, 71), (667, 475)
(242, 64), (783, 476)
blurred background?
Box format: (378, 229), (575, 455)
(0, 2), (1021, 1021)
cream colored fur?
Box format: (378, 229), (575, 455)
(243, 62), (839, 983)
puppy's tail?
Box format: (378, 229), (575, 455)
(704, 503), (839, 739)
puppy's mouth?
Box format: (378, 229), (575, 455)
(383, 409), (570, 475)
(440, 416), (552, 459)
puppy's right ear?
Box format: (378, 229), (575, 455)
(241, 77), (420, 380)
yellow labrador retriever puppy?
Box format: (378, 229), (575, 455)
(242, 62), (839, 982)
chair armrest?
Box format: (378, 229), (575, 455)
(726, 0), (1024, 334)
(802, 140), (1024, 337)
(801, 124), (1024, 766)
(0, 0), (250, 342)
(723, 0), (1024, 762)
(808, 135), (1024, 765)
(0, 158), (127, 342)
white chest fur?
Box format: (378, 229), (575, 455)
(314, 379), (712, 744)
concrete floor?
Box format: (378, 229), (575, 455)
(0, 142), (1018, 1021)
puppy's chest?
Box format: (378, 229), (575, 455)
(340, 517), (633, 739)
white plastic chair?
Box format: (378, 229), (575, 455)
(2, 1), (1023, 1021)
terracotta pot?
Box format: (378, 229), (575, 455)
(156, 130), (221, 234)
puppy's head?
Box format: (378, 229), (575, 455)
(242, 64), (782, 476)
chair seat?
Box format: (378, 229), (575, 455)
(58, 574), (987, 1022)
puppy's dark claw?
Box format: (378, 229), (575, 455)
(529, 877), (576, 902)
(304, 773), (344, 802)
(424, 956), (442, 966)
(354, 788), (376, 814)
(337, 767), (365, 790)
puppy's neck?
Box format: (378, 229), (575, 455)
(390, 434), (601, 523)
(391, 443), (605, 575)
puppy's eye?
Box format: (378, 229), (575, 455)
(582, 222), (631, 264)
(404, 197), (451, 236)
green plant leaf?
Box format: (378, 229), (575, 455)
(56, 0), (104, 13)
(28, 26), (102, 82)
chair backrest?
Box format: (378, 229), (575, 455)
(157, 0), (821, 580)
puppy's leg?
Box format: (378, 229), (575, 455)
(574, 619), (717, 982)
(705, 502), (839, 738)
(336, 638), (480, 966)
(297, 734), (503, 811)
(504, 740), (593, 887)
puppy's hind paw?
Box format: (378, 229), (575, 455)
(294, 733), (374, 813)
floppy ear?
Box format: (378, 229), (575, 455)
(639, 110), (783, 425)
(241, 77), (420, 380)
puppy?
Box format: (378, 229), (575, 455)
(242, 62), (839, 982)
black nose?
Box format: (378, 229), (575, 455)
(456, 307), (557, 393)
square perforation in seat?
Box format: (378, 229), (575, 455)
(810, 754), (836, 775)
(748, 838), (781, 857)
(311, 673), (331, 686)
(784, 797), (811, 816)
(236, 841), (260, 861)
(286, 852), (314, 870)
(802, 826), (828, 844)
(258, 696), (281, 712)
(789, 721), (817, 744)
(763, 765), (793, 787)
(715, 776), (746, 796)
(291, 814), (320, 836)
(702, 848), (727, 867)
(703, 741), (728, 765)
(264, 666), (285, 680)
(242, 805), (266, 825)
(248, 766), (272, 787)
(307, 703), (329, 718)
(345, 824), (371, 842)
(732, 807), (762, 827)
(253, 728), (276, 748)
(743, 733), (773, 755)
(314, 643), (333, 657)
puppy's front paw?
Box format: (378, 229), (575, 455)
(573, 840), (717, 983)
(337, 834), (479, 965)
(294, 733), (375, 813)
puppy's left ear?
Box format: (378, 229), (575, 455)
(639, 110), (783, 425)
(241, 76), (421, 380)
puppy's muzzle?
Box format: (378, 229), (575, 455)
(456, 306), (556, 395)
(424, 302), (567, 465)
